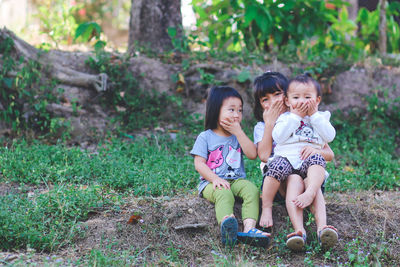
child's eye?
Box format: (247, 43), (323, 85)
(239, 109), (243, 113)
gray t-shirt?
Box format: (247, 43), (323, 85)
(190, 129), (246, 195)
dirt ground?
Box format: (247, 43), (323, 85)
(1, 187), (400, 266)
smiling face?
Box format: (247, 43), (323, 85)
(218, 96), (243, 126)
(259, 91), (284, 112)
(285, 81), (321, 109)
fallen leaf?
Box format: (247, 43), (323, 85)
(127, 214), (142, 224)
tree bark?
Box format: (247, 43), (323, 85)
(345, 0), (358, 21)
(127, 0), (183, 54)
(379, 0), (387, 55)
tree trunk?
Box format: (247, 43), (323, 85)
(379, 0), (387, 54)
(345, 0), (358, 21)
(127, 0), (183, 54)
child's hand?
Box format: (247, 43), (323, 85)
(213, 177), (231, 190)
(290, 102), (308, 118)
(300, 146), (318, 160)
(307, 99), (319, 116)
(263, 99), (286, 125)
(220, 118), (242, 135)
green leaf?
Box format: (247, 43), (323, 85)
(75, 22), (102, 42)
(167, 27), (177, 38)
(3, 78), (13, 89)
(236, 69), (251, 82)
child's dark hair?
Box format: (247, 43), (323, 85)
(205, 86), (243, 130)
(287, 72), (322, 97)
(253, 72), (288, 122)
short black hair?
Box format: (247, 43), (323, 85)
(253, 72), (288, 122)
(287, 72), (322, 97)
(205, 86), (243, 130)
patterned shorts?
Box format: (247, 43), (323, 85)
(264, 154), (326, 182)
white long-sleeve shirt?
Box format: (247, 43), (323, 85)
(272, 111), (336, 169)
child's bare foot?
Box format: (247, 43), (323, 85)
(293, 191), (314, 208)
(259, 208), (273, 228)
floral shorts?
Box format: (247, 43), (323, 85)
(264, 154), (326, 182)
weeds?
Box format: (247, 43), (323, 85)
(0, 184), (106, 252)
(327, 91), (400, 192)
(0, 136), (196, 195)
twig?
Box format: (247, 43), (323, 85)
(174, 223), (208, 230)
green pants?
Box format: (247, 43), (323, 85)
(202, 179), (259, 224)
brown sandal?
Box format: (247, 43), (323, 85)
(318, 225), (338, 248)
(286, 230), (307, 251)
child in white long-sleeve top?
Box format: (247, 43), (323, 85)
(266, 73), (338, 250)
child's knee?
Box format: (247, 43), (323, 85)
(214, 188), (235, 202)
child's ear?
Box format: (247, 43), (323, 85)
(316, 96), (321, 105)
(284, 97), (290, 107)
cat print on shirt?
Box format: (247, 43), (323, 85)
(207, 145), (224, 173)
(225, 146), (241, 178)
(295, 120), (318, 143)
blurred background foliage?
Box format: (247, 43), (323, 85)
(3, 0), (400, 57)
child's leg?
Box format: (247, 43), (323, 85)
(285, 174), (306, 234)
(259, 176), (280, 228)
(202, 183), (235, 224)
(259, 156), (293, 228)
(294, 154), (326, 208)
(309, 188), (327, 232)
(230, 179), (267, 233)
(310, 189), (338, 247)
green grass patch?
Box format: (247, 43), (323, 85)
(0, 136), (197, 196)
(0, 184), (106, 252)
(326, 92), (400, 191)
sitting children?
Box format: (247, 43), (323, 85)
(253, 72), (338, 251)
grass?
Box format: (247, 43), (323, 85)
(0, 91), (399, 265)
(0, 136), (197, 195)
(0, 184), (106, 252)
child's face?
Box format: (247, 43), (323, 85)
(285, 82), (321, 109)
(259, 91), (284, 111)
(218, 97), (243, 125)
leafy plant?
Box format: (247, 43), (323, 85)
(36, 0), (81, 47)
(357, 2), (400, 53)
(75, 21), (106, 51)
(0, 37), (62, 135)
(191, 0), (347, 53)
(86, 50), (191, 131)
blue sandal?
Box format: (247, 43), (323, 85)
(221, 217), (238, 246)
(237, 228), (271, 247)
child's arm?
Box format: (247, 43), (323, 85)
(308, 100), (335, 143)
(272, 113), (302, 144)
(194, 155), (231, 190)
(220, 119), (257, 159)
(257, 121), (274, 162)
(257, 100), (286, 162)
(300, 143), (334, 161)
(310, 112), (336, 143)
